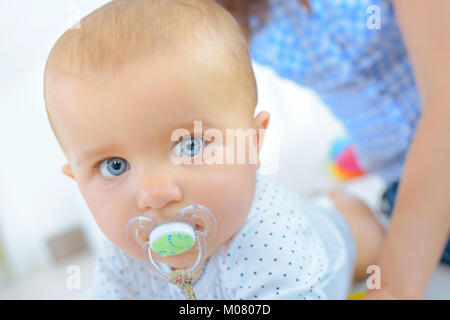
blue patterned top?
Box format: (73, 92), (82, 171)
(248, 0), (421, 183)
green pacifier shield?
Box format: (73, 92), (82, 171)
(151, 232), (194, 256)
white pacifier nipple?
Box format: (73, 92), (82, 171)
(125, 204), (217, 287)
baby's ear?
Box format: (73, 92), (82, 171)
(62, 164), (75, 179)
(252, 111), (270, 150)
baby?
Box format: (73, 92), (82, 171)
(44, 0), (383, 299)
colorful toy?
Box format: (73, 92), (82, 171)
(328, 137), (366, 181)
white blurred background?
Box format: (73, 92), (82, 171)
(0, 0), (448, 299)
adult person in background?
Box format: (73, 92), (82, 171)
(217, 0), (450, 299)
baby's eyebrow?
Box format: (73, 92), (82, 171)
(173, 120), (218, 130)
(76, 146), (119, 166)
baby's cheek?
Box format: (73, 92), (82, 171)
(81, 183), (136, 253)
(207, 169), (256, 248)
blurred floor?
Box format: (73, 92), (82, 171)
(0, 250), (95, 300)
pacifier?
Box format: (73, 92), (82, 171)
(125, 204), (217, 281)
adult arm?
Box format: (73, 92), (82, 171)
(366, 0), (450, 299)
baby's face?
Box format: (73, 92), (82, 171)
(47, 56), (269, 270)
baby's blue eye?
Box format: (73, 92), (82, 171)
(173, 136), (206, 158)
(99, 157), (129, 177)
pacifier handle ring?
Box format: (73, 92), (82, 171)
(145, 231), (207, 279)
(177, 204), (218, 239)
(126, 215), (156, 247)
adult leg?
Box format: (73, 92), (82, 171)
(329, 190), (385, 281)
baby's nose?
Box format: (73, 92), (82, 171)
(136, 178), (183, 213)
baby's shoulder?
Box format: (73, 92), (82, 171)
(245, 173), (320, 229)
(224, 175), (328, 258)
(214, 174), (331, 299)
